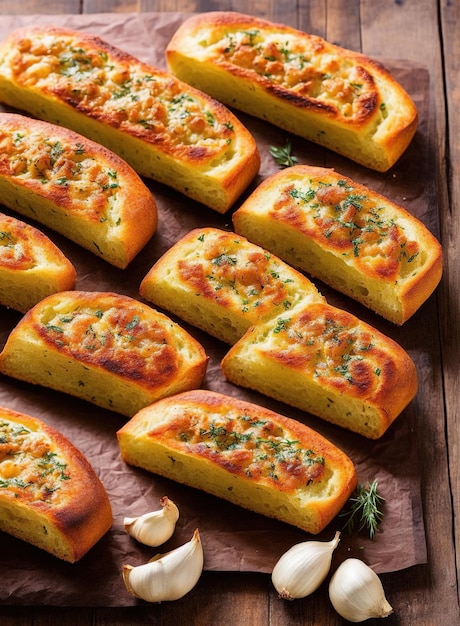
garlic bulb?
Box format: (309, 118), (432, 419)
(329, 558), (393, 622)
(123, 496), (179, 546)
(271, 531), (341, 600)
(123, 528), (203, 603)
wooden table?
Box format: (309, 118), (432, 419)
(0, 1), (458, 624)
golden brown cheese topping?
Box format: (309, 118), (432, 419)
(150, 405), (326, 491)
(33, 298), (179, 385)
(0, 124), (122, 224)
(202, 26), (380, 123)
(261, 304), (386, 398)
(177, 231), (301, 317)
(0, 418), (69, 504)
(271, 176), (421, 281)
(9, 31), (236, 160)
(0, 224), (35, 270)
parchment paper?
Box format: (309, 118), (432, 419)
(0, 12), (432, 607)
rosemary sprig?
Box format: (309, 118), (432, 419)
(339, 480), (385, 540)
(269, 139), (298, 168)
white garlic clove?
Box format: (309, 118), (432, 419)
(329, 558), (393, 622)
(123, 496), (179, 547)
(122, 528), (204, 603)
(271, 531), (341, 600)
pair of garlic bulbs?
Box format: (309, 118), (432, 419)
(122, 496), (204, 603)
(271, 532), (393, 622)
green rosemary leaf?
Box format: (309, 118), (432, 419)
(339, 480), (385, 540)
(269, 139), (298, 168)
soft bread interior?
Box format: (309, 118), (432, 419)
(221, 338), (384, 439)
(0, 214), (76, 312)
(140, 228), (325, 345)
(0, 408), (112, 562)
(0, 499), (76, 562)
(0, 292), (208, 417)
(0, 113), (158, 269)
(119, 432), (335, 534)
(0, 332), (157, 416)
(233, 166), (443, 324)
(221, 301), (418, 439)
(1, 178), (131, 266)
(118, 392), (357, 534)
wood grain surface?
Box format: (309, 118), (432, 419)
(0, 1), (458, 625)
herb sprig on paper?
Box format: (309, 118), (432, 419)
(339, 480), (385, 540)
(269, 139), (298, 168)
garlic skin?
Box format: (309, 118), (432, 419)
(271, 531), (341, 600)
(329, 558), (393, 622)
(123, 528), (203, 603)
(123, 496), (179, 547)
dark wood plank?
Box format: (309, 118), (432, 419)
(440, 0), (460, 601)
(90, 573), (270, 625)
(83, 0), (140, 12)
(323, 0), (361, 49)
(0, 608), (31, 626)
(0, 607), (94, 626)
(0, 0), (80, 13)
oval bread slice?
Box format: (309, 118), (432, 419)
(233, 165), (443, 325)
(221, 301), (418, 439)
(140, 227), (325, 345)
(0, 291), (208, 417)
(0, 211), (76, 312)
(117, 389), (357, 535)
(0, 26), (260, 213)
(0, 112), (157, 269)
(166, 11), (418, 172)
(0, 405), (112, 562)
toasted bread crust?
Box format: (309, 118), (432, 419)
(0, 26), (260, 213)
(233, 165), (443, 324)
(221, 301), (418, 438)
(167, 12), (418, 171)
(0, 112), (157, 268)
(117, 389), (357, 534)
(0, 291), (208, 416)
(0, 211), (76, 312)
(140, 227), (325, 344)
(0, 405), (112, 562)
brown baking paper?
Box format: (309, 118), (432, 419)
(0, 12), (431, 606)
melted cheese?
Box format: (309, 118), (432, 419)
(0, 227), (35, 270)
(0, 418), (69, 503)
(34, 297), (179, 386)
(151, 404), (325, 492)
(10, 31), (234, 158)
(270, 175), (421, 281)
(0, 124), (121, 224)
(261, 304), (383, 398)
(177, 231), (303, 317)
(204, 27), (379, 122)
